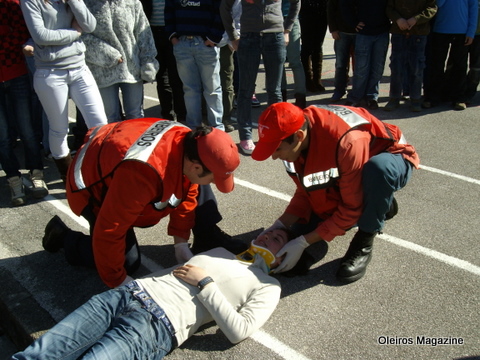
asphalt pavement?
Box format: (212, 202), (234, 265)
(1, 37), (479, 360)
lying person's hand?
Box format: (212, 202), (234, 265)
(173, 264), (208, 287)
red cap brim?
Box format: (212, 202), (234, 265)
(214, 173), (235, 193)
(251, 139), (281, 161)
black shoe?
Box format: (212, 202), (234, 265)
(315, 82), (326, 93)
(367, 99), (379, 110)
(306, 79), (317, 93)
(42, 215), (68, 253)
(385, 197), (398, 221)
(192, 225), (248, 255)
(224, 124), (235, 133)
(281, 251), (316, 277)
(336, 230), (375, 283)
(294, 93), (307, 109)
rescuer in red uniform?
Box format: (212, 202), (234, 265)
(42, 119), (243, 288)
(252, 103), (420, 283)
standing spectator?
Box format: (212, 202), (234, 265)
(281, 0), (307, 108)
(300, 0), (328, 94)
(82, 0), (159, 123)
(141, 0), (187, 123)
(342, 0), (391, 110)
(0, 0), (48, 207)
(165, 0), (225, 130)
(218, 0), (242, 132)
(221, 0), (300, 154)
(465, 4), (480, 104)
(384, 0), (437, 112)
(327, 0), (357, 102)
(21, 0), (107, 182)
(422, 0), (478, 110)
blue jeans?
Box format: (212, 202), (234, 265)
(173, 36), (224, 130)
(99, 81), (145, 123)
(333, 32), (356, 99)
(358, 153), (412, 233)
(12, 286), (174, 360)
(237, 32), (286, 140)
(282, 19), (306, 95)
(389, 34), (427, 100)
(347, 32), (389, 103)
(290, 153), (412, 236)
(0, 74), (44, 178)
(25, 55), (50, 152)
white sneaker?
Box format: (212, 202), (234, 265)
(7, 176), (26, 207)
(30, 169), (49, 199)
(239, 139), (255, 155)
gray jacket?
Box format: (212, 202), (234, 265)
(220, 0), (300, 41)
(21, 0), (96, 69)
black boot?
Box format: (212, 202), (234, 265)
(282, 89), (287, 102)
(336, 230), (375, 283)
(191, 225), (248, 255)
(294, 93), (307, 109)
(54, 153), (72, 184)
(302, 56), (317, 93)
(312, 52), (325, 93)
(42, 215), (69, 253)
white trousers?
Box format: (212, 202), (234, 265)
(34, 65), (107, 159)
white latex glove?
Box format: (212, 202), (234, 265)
(257, 219), (286, 239)
(273, 235), (309, 273)
(116, 275), (134, 288)
(174, 242), (194, 264)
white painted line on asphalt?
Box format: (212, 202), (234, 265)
(235, 178), (292, 202)
(234, 175), (480, 277)
(45, 195), (89, 228)
(420, 165), (480, 185)
(378, 233), (480, 277)
(250, 331), (311, 360)
(144, 95), (158, 102)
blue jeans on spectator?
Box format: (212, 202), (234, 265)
(347, 32), (389, 103)
(173, 36), (224, 130)
(236, 32), (286, 140)
(99, 81), (144, 123)
(12, 286), (174, 360)
(290, 153), (412, 236)
(389, 34), (427, 101)
(282, 19), (306, 95)
(333, 32), (356, 100)
(0, 74), (43, 178)
(25, 55), (50, 153)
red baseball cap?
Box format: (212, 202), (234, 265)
(197, 128), (240, 193)
(252, 103), (305, 161)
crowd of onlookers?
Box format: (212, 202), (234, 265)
(1, 0), (479, 207)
